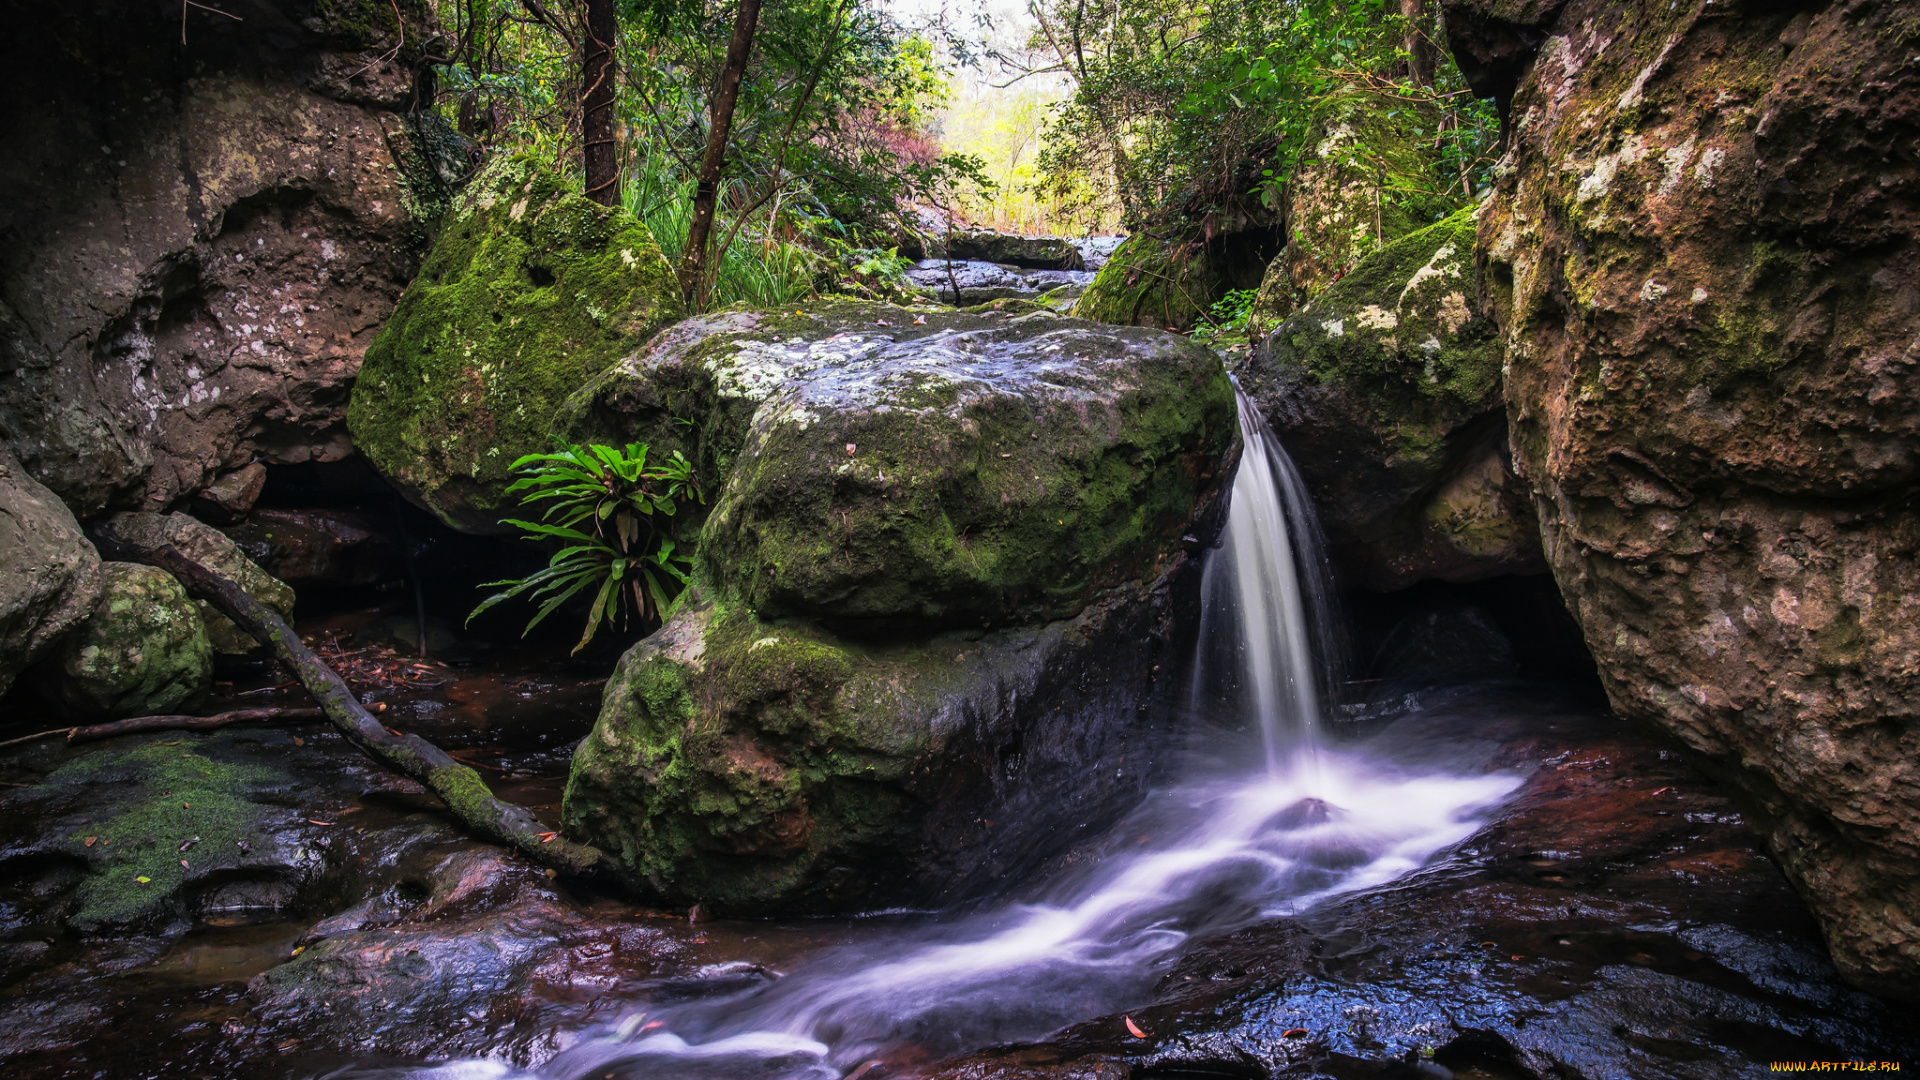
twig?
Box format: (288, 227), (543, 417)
(0, 707), (329, 751)
(95, 524), (615, 880)
(180, 0), (242, 46)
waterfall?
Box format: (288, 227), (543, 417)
(1195, 388), (1345, 769)
(385, 384), (1522, 1080)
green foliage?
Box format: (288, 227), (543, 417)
(1188, 287), (1259, 350)
(470, 442), (703, 652)
(1028, 0), (1497, 235)
(621, 145), (820, 309)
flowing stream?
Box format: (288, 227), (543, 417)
(404, 393), (1523, 1080)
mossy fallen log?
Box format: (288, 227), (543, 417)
(96, 522), (615, 879)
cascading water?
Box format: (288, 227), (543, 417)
(393, 391), (1522, 1080)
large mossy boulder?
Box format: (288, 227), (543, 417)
(35, 563), (212, 718)
(348, 154), (681, 533)
(1280, 89), (1456, 304)
(1071, 235), (1232, 333)
(103, 512), (294, 656)
(0, 449), (100, 697)
(1238, 206), (1542, 590)
(562, 301), (1236, 911)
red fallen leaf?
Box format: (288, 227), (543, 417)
(537, 831), (558, 843)
(1283, 1028), (1309, 1039)
(1651, 787), (1672, 795)
(180, 859), (190, 869)
(1124, 1016), (1148, 1039)
(307, 819), (334, 826)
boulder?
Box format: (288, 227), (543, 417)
(220, 508), (400, 589)
(1281, 89), (1458, 302)
(1444, 0), (1920, 998)
(937, 230), (1086, 271)
(1238, 207), (1542, 590)
(347, 154), (682, 533)
(190, 464), (268, 523)
(0, 450), (101, 697)
(1071, 235), (1232, 332)
(103, 512), (295, 656)
(0, 0), (446, 516)
(35, 563), (212, 719)
(562, 301), (1236, 910)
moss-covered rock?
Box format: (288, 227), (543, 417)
(1279, 89), (1459, 308)
(36, 563), (212, 718)
(592, 301), (1234, 627)
(564, 569), (1207, 913)
(0, 449), (100, 697)
(348, 154), (682, 533)
(1070, 235), (1233, 332)
(104, 512), (295, 656)
(1237, 205), (1541, 589)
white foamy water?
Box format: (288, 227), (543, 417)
(383, 390), (1522, 1080)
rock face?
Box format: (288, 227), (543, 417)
(1240, 208), (1543, 590)
(0, 0), (447, 518)
(937, 230), (1087, 271)
(562, 301), (1236, 910)
(221, 507), (401, 589)
(1071, 236), (1234, 332)
(1444, 0), (1920, 998)
(102, 512), (295, 656)
(35, 563), (212, 719)
(348, 154), (681, 533)
(1281, 90), (1456, 304)
(0, 450), (101, 697)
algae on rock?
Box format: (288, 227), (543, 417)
(1238, 206), (1541, 589)
(103, 511), (294, 656)
(1071, 236), (1232, 332)
(348, 154), (682, 533)
(562, 300), (1236, 910)
(36, 563), (213, 718)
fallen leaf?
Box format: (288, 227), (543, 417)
(307, 819), (334, 826)
(182, 802), (191, 809)
(181, 859), (191, 869)
(83, 836), (97, 848)
(136, 876), (151, 884)
(537, 831), (558, 843)
(1124, 1016), (1148, 1039)
(1283, 1028), (1309, 1039)
(293, 737), (305, 747)
(291, 946), (304, 957)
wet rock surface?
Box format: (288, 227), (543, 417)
(101, 511), (297, 656)
(932, 231), (1087, 271)
(906, 260), (1095, 306)
(5, 670), (1909, 1079)
(31, 562), (214, 719)
(220, 507), (404, 591)
(1442, 0), (1920, 996)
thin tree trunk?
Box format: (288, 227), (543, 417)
(678, 0), (765, 308)
(1401, 0), (1435, 88)
(96, 526), (614, 879)
(582, 0), (619, 206)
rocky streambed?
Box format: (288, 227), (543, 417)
(1, 612), (1911, 1079)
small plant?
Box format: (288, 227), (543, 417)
(1189, 288), (1260, 350)
(469, 442), (702, 653)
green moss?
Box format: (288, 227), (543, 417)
(47, 740), (280, 929)
(348, 154), (683, 531)
(37, 563), (212, 718)
(1260, 206), (1501, 477)
(1286, 89), (1459, 300)
(1071, 235), (1224, 331)
(563, 594), (951, 909)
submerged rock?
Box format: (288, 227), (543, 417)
(563, 300), (1235, 910)
(1444, 0), (1920, 999)
(34, 563), (212, 719)
(348, 154), (681, 533)
(220, 507), (402, 589)
(1239, 207), (1542, 590)
(101, 511), (295, 656)
(0, 449), (100, 697)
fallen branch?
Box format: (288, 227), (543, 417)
(96, 523), (613, 879)
(0, 706), (330, 750)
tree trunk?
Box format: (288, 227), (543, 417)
(95, 526), (615, 880)
(677, 0), (764, 308)
(582, 0), (620, 205)
(1401, 0), (1435, 88)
